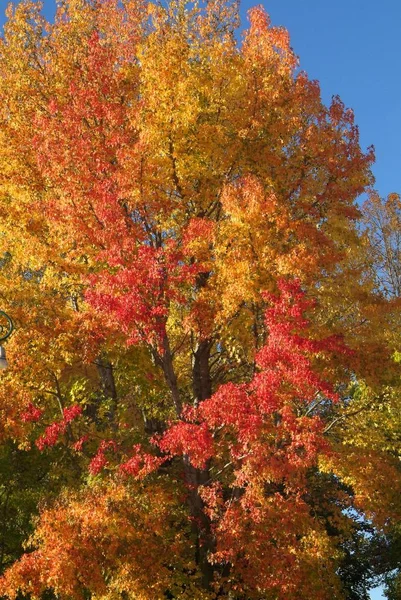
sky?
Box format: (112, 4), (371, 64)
(0, 1), (398, 599)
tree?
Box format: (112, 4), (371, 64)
(362, 192), (401, 299)
(0, 1), (399, 598)
(357, 193), (401, 598)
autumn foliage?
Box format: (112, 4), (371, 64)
(0, 1), (399, 599)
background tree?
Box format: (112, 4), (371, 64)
(362, 192), (401, 299)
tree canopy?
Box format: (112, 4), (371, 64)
(0, 1), (399, 598)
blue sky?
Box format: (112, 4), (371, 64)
(0, 1), (398, 598)
(370, 586), (385, 600)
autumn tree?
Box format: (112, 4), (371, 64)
(362, 192), (401, 298)
(0, 0), (399, 598)
(354, 192), (401, 597)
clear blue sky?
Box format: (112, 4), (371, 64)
(370, 586), (386, 600)
(0, 2), (398, 598)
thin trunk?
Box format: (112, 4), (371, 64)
(187, 338), (215, 589)
(96, 359), (118, 428)
(0, 488), (11, 571)
(160, 333), (182, 416)
(192, 339), (213, 406)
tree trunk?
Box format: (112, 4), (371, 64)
(187, 338), (215, 589)
(160, 333), (182, 417)
(184, 458), (215, 589)
(96, 359), (118, 428)
(192, 339), (213, 405)
(158, 332), (215, 591)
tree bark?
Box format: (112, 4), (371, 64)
(160, 333), (182, 416)
(184, 457), (215, 589)
(192, 339), (213, 405)
(187, 338), (215, 589)
(158, 330), (215, 590)
(96, 359), (118, 427)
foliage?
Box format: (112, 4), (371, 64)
(0, 1), (399, 598)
